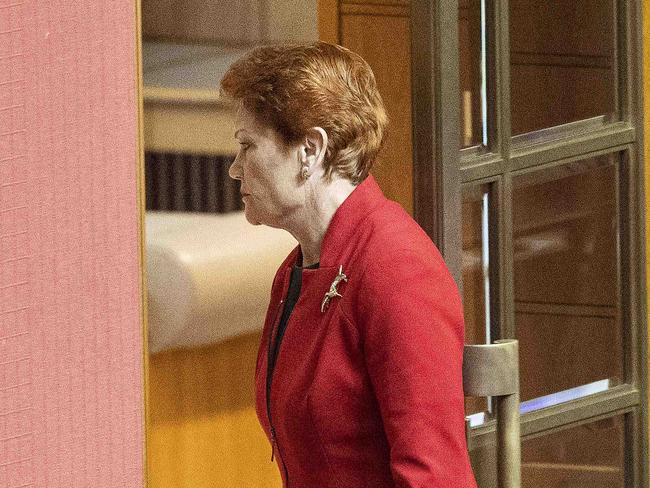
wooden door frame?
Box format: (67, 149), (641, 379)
(411, 0), (462, 283)
(135, 0), (151, 486)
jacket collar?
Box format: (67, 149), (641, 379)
(292, 173), (387, 269)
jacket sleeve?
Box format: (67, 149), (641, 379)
(357, 248), (476, 487)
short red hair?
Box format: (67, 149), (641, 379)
(220, 41), (388, 185)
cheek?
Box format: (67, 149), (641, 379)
(246, 147), (296, 203)
(243, 155), (264, 184)
(251, 159), (279, 190)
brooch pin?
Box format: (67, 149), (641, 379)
(321, 265), (348, 313)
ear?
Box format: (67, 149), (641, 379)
(301, 127), (328, 170)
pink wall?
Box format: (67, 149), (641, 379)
(0, 1), (144, 487)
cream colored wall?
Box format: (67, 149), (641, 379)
(143, 90), (238, 154)
(142, 0), (317, 44)
(264, 0), (319, 42)
(147, 334), (282, 488)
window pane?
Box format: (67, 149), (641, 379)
(462, 183), (492, 415)
(470, 415), (626, 487)
(513, 155), (622, 401)
(459, 0), (484, 148)
(522, 415), (626, 487)
(510, 0), (616, 135)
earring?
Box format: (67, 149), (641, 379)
(301, 166), (310, 179)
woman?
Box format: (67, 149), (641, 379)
(222, 41), (477, 487)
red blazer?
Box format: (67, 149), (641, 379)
(255, 174), (478, 487)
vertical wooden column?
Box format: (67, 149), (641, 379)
(319, 0), (414, 215)
(0, 1), (145, 486)
(643, 0), (650, 438)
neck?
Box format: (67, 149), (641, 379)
(286, 177), (357, 267)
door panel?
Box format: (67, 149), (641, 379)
(321, 0), (414, 215)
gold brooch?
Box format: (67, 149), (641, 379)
(321, 265), (348, 313)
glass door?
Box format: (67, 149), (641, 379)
(413, 0), (647, 486)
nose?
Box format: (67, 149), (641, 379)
(228, 155), (242, 180)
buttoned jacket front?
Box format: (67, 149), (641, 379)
(255, 174), (478, 487)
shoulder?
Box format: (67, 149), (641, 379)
(346, 202), (462, 325)
(356, 201), (452, 281)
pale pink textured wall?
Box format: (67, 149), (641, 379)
(0, 1), (144, 487)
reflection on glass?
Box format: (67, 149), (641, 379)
(519, 379), (611, 414)
(513, 155), (622, 402)
(468, 379), (613, 429)
(469, 414), (626, 487)
(522, 415), (625, 487)
(462, 183), (492, 415)
(510, 0), (616, 135)
(459, 0), (485, 148)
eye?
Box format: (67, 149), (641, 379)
(239, 142), (251, 151)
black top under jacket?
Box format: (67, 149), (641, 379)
(267, 256), (320, 380)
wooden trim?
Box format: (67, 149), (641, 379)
(469, 385), (640, 449)
(509, 125), (635, 173)
(318, 0), (340, 43)
(461, 157), (507, 183)
(510, 51), (613, 70)
(342, 0), (409, 5)
(142, 34), (256, 49)
(437, 0), (462, 280)
(522, 462), (620, 475)
(340, 4), (409, 16)
(638, 0), (650, 481)
(143, 86), (226, 106)
(521, 461), (622, 484)
(510, 116), (627, 150)
(134, 1), (149, 487)
(492, 0), (509, 157)
(514, 302), (618, 318)
(410, 0), (438, 245)
(411, 0), (461, 281)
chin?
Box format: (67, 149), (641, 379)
(242, 207), (265, 226)
(243, 205), (280, 228)
(243, 212), (262, 226)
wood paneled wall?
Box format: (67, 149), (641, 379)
(147, 334), (281, 487)
(319, 0), (414, 215)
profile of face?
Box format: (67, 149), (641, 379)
(229, 106), (305, 229)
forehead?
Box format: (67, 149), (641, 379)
(234, 105), (265, 137)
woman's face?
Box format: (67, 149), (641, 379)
(229, 106), (303, 229)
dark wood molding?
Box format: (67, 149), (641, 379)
(410, 0), (462, 282)
(340, 4), (409, 16)
(410, 0), (437, 244)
